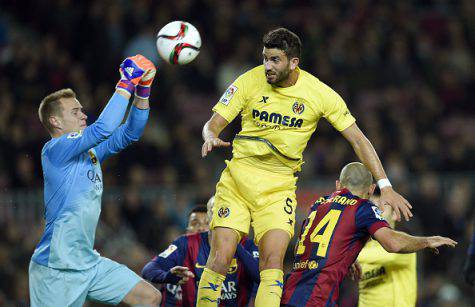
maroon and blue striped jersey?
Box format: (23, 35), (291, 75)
(282, 189), (389, 307)
(142, 231), (259, 306)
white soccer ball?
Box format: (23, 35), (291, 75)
(156, 21), (201, 65)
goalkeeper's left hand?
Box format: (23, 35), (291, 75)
(116, 54), (155, 97)
(463, 254), (475, 286)
(136, 61), (157, 100)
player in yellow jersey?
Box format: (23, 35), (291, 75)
(196, 28), (413, 307)
(357, 195), (417, 307)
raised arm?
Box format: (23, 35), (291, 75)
(94, 65), (157, 162)
(341, 123), (413, 221)
(201, 112), (231, 157)
(48, 55), (155, 164)
(373, 227), (457, 254)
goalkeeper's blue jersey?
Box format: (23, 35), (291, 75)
(31, 93), (149, 270)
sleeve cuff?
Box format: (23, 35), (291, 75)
(129, 105), (150, 120)
(112, 91), (130, 103)
(212, 107), (233, 123)
(335, 116), (356, 132)
(368, 221), (390, 236)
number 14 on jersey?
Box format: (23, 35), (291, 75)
(296, 209), (342, 257)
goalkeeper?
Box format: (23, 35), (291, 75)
(29, 55), (161, 306)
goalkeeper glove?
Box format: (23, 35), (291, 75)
(136, 61), (157, 99)
(116, 54), (155, 96)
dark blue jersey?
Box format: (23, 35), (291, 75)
(142, 232), (259, 306)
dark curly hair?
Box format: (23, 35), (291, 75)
(263, 27), (302, 59)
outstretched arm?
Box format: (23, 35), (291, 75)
(94, 97), (149, 162)
(94, 63), (156, 162)
(341, 123), (413, 221)
(373, 227), (457, 254)
(201, 112), (231, 157)
(142, 261), (194, 285)
(48, 55), (154, 164)
(142, 239), (194, 285)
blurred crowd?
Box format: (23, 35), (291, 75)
(0, 0), (473, 305)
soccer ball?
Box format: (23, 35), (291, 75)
(156, 21), (201, 65)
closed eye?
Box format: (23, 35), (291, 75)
(72, 107), (82, 115)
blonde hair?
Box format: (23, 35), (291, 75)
(38, 88), (76, 133)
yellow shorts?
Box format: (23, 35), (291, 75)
(210, 157), (298, 244)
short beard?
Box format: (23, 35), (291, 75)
(267, 66), (291, 85)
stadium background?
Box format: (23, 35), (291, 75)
(0, 0), (473, 305)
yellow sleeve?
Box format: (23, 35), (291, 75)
(320, 85), (356, 131)
(212, 75), (247, 123)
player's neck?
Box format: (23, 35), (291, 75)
(276, 68), (299, 87)
(346, 188), (368, 199)
(51, 131), (64, 138)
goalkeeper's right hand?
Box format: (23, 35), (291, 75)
(116, 54), (156, 96)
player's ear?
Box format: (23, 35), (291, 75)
(336, 180), (341, 190)
(289, 57), (299, 70)
(49, 116), (62, 130)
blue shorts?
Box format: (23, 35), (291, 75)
(29, 257), (142, 307)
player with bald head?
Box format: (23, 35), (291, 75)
(281, 162), (457, 307)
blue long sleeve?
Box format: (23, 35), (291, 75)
(142, 237), (187, 285)
(94, 92), (131, 137)
(141, 261), (182, 284)
(46, 93), (130, 165)
(94, 105), (150, 162)
(236, 244), (260, 282)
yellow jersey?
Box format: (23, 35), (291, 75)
(357, 239), (417, 307)
(212, 65), (355, 171)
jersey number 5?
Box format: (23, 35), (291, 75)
(296, 209), (342, 257)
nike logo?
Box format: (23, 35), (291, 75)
(195, 263), (206, 269)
